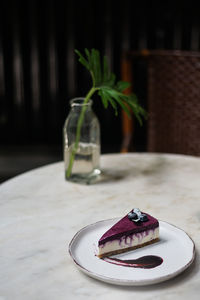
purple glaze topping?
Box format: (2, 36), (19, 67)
(99, 211), (159, 246)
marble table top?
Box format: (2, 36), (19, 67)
(0, 153), (200, 300)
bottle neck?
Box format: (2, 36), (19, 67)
(70, 97), (92, 111)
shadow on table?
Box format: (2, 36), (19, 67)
(95, 155), (170, 184)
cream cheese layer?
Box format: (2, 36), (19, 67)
(98, 227), (159, 257)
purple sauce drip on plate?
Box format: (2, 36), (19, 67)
(102, 255), (163, 269)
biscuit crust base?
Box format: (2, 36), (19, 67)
(98, 238), (159, 258)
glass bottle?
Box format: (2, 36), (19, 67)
(63, 97), (101, 184)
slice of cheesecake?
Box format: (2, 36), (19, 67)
(98, 208), (159, 258)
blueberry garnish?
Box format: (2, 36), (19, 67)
(128, 212), (137, 220)
(128, 208), (148, 223)
(140, 214), (148, 222)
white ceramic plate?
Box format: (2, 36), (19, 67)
(69, 219), (195, 286)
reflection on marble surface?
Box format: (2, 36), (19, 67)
(0, 153), (200, 299)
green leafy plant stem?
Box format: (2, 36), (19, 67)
(65, 48), (146, 179)
(66, 86), (98, 178)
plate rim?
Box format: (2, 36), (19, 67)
(68, 218), (195, 286)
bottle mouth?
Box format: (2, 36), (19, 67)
(70, 97), (92, 107)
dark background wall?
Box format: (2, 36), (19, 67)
(1, 0), (200, 181)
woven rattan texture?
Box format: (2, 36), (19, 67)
(147, 51), (200, 155)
